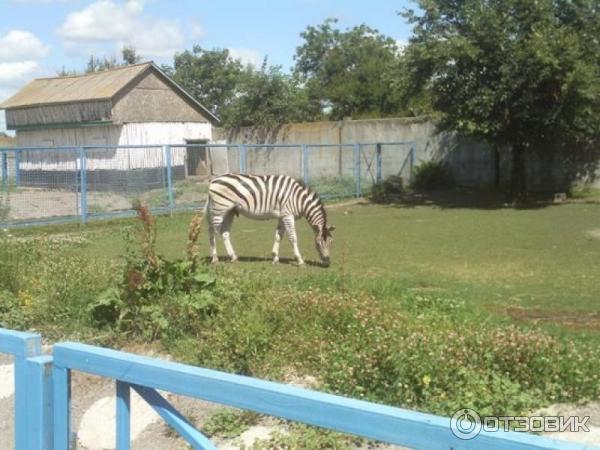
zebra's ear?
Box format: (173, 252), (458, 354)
(327, 225), (336, 232)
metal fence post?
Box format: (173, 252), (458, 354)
(409, 144), (416, 186)
(116, 381), (131, 450)
(26, 355), (54, 450)
(15, 150), (21, 187)
(239, 144), (247, 174)
(79, 147), (88, 223)
(163, 145), (175, 211)
(1, 151), (7, 189)
(354, 143), (361, 198)
(302, 144), (309, 185)
(53, 365), (71, 450)
(376, 143), (382, 183)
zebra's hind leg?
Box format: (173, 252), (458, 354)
(221, 211), (238, 262)
(208, 214), (221, 264)
(272, 219), (285, 264)
(283, 215), (304, 266)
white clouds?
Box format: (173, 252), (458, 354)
(0, 30), (49, 63)
(229, 48), (263, 67)
(0, 30), (47, 102)
(57, 0), (185, 58)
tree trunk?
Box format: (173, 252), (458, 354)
(510, 143), (527, 200)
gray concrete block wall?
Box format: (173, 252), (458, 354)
(215, 117), (600, 191)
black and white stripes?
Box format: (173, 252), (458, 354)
(204, 173), (335, 266)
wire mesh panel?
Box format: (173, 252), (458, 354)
(380, 142), (414, 186)
(0, 148), (80, 225)
(306, 144), (356, 199)
(84, 146), (170, 217)
(245, 145), (303, 179)
(169, 144), (218, 211)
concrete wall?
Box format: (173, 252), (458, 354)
(216, 117), (497, 188)
(217, 117), (600, 191)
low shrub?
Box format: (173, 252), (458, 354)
(370, 175), (404, 202)
(411, 160), (454, 190)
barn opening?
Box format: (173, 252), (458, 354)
(185, 139), (210, 177)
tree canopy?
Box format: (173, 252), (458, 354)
(294, 19), (407, 120)
(402, 0), (600, 194)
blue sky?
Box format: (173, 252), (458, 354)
(0, 0), (416, 131)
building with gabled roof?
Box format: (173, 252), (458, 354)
(0, 62), (222, 182)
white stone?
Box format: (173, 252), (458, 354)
(77, 390), (163, 450)
(0, 364), (14, 400)
(219, 425), (285, 450)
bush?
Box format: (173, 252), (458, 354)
(411, 161), (454, 190)
(88, 203), (218, 340)
(370, 175), (404, 202)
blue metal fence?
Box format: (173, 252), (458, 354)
(0, 142), (415, 228)
(0, 327), (596, 450)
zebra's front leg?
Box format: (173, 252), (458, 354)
(272, 220), (285, 264)
(221, 211), (238, 262)
(283, 215), (304, 266)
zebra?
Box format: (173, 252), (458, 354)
(202, 173), (335, 267)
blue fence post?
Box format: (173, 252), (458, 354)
(238, 144), (247, 174)
(116, 381), (131, 450)
(409, 143), (416, 186)
(7, 331), (42, 450)
(302, 144), (309, 185)
(163, 145), (175, 211)
(15, 150), (21, 187)
(53, 365), (71, 450)
(79, 147), (88, 223)
(354, 143), (361, 198)
(376, 143), (382, 184)
(1, 151), (7, 189)
(26, 355), (54, 450)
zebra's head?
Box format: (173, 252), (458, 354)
(315, 225), (335, 267)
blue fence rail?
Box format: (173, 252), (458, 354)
(0, 142), (415, 228)
(1, 327), (595, 450)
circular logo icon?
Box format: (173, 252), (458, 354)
(450, 408), (482, 440)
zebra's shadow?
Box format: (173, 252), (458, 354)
(203, 256), (325, 268)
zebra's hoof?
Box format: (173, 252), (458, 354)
(272, 257), (279, 264)
(296, 260), (305, 267)
(230, 255), (238, 262)
(211, 256), (219, 264)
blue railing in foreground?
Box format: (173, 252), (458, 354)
(51, 342), (594, 450)
(0, 328), (52, 450)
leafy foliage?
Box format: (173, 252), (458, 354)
(411, 161), (454, 190)
(370, 175), (404, 202)
(203, 408), (260, 439)
(402, 0), (600, 195)
(88, 204), (218, 340)
(294, 19), (407, 120)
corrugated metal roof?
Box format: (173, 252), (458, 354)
(0, 63), (150, 109)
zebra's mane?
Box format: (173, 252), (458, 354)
(297, 179), (328, 229)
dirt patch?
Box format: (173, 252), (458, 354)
(586, 229), (600, 240)
(503, 307), (600, 331)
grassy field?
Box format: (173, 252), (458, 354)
(32, 190), (600, 330)
(2, 189), (600, 434)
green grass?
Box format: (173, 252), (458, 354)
(3, 191), (600, 435)
(24, 192), (599, 319)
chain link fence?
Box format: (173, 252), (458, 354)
(0, 141), (414, 227)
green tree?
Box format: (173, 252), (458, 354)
(222, 60), (320, 127)
(403, 0), (600, 196)
(168, 47), (244, 118)
(57, 47), (143, 76)
(168, 47), (319, 127)
(294, 19), (407, 120)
